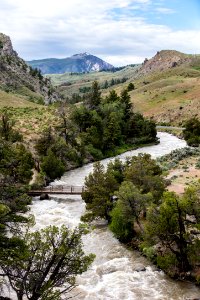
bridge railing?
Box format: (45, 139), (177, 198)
(43, 185), (85, 193)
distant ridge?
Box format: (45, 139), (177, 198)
(27, 53), (114, 74)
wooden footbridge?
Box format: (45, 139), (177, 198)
(28, 185), (85, 196)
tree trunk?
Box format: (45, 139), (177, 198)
(16, 292), (23, 300)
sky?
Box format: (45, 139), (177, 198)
(0, 0), (200, 66)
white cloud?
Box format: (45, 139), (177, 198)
(0, 0), (199, 66)
(155, 7), (175, 14)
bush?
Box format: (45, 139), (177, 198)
(195, 158), (200, 169)
(156, 253), (178, 276)
(127, 82), (135, 91)
(183, 118), (200, 147)
(86, 144), (103, 160)
(109, 204), (134, 242)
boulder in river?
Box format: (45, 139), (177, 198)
(39, 193), (49, 200)
(133, 263), (146, 272)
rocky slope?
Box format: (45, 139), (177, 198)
(138, 50), (193, 77)
(27, 52), (114, 74)
(0, 33), (59, 104)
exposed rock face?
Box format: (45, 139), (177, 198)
(138, 50), (193, 77)
(0, 33), (59, 104)
(27, 52), (114, 74)
(0, 33), (17, 56)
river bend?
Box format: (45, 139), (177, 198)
(30, 132), (200, 300)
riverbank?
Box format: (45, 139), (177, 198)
(25, 133), (200, 299)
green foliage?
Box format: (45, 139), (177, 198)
(183, 117), (200, 146)
(35, 127), (54, 156)
(101, 77), (128, 89)
(69, 81), (157, 159)
(125, 153), (165, 202)
(29, 66), (43, 80)
(0, 140), (34, 184)
(109, 203), (133, 242)
(0, 109), (23, 142)
(110, 181), (152, 241)
(156, 253), (178, 275)
(141, 246), (156, 262)
(106, 159), (124, 184)
(41, 149), (65, 181)
(81, 161), (119, 221)
(157, 147), (200, 171)
(126, 113), (157, 143)
(102, 111), (123, 151)
(127, 82), (135, 91)
(145, 190), (200, 273)
(196, 158), (200, 169)
(0, 114), (34, 256)
(105, 90), (120, 103)
(85, 80), (101, 109)
(1, 225), (95, 300)
(86, 144), (103, 160)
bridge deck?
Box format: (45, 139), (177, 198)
(28, 185), (84, 196)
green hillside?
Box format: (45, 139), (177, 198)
(47, 65), (140, 99)
(47, 50), (200, 126)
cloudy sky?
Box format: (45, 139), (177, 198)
(0, 0), (200, 66)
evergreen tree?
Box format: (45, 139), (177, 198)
(41, 149), (65, 181)
(105, 90), (119, 103)
(35, 127), (54, 156)
(0, 110), (22, 142)
(127, 82), (135, 91)
(110, 181), (152, 241)
(81, 162), (119, 221)
(86, 81), (101, 109)
(145, 191), (200, 273)
(125, 153), (165, 202)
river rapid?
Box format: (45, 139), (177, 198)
(30, 132), (200, 300)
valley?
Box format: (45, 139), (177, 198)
(1, 32), (200, 300)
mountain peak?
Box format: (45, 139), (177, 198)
(27, 53), (114, 74)
(71, 52), (91, 58)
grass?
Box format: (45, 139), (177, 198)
(0, 106), (60, 152)
(0, 90), (41, 108)
(47, 65), (140, 98)
(47, 60), (200, 126)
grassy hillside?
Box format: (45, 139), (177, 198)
(0, 90), (41, 108)
(47, 65), (140, 98)
(0, 105), (59, 154)
(47, 51), (200, 126)
(127, 66), (200, 126)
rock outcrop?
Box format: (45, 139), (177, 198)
(138, 50), (193, 77)
(0, 33), (59, 104)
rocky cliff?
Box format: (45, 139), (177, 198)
(0, 33), (59, 104)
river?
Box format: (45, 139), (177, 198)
(14, 133), (200, 299)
